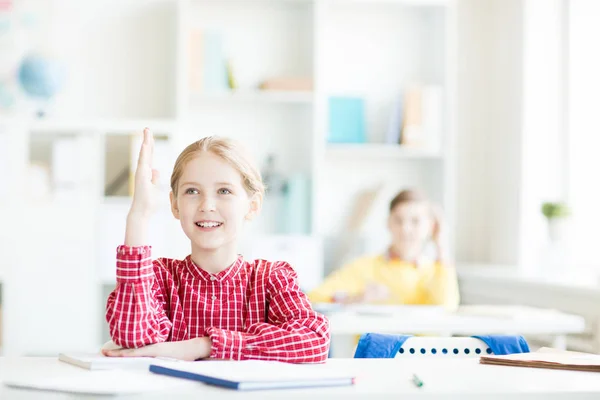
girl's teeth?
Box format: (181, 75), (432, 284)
(197, 222), (221, 228)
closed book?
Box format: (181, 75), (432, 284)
(58, 353), (180, 371)
(259, 77), (313, 91)
(401, 84), (423, 147)
(385, 94), (403, 144)
(149, 360), (356, 391)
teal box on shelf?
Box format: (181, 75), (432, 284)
(280, 174), (311, 235)
(203, 31), (229, 92)
(328, 97), (366, 143)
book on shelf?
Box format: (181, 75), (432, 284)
(385, 94), (403, 144)
(400, 84), (443, 152)
(259, 77), (313, 92)
(188, 29), (229, 93)
(328, 96), (366, 144)
(401, 84), (422, 147)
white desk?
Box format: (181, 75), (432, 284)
(1, 357), (600, 399)
(321, 305), (586, 357)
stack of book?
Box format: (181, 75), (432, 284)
(480, 347), (600, 372)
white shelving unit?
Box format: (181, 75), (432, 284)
(0, 0), (456, 355)
(326, 143), (444, 159)
(190, 90), (315, 104)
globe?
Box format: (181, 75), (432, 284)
(18, 53), (66, 100)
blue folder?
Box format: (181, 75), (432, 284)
(472, 335), (530, 355)
(149, 363), (355, 391)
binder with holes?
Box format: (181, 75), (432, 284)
(480, 347), (600, 372)
(398, 345), (493, 356)
(394, 337), (494, 357)
(355, 334), (529, 359)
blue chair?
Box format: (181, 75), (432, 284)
(354, 333), (530, 358)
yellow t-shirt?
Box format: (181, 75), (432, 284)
(308, 255), (460, 310)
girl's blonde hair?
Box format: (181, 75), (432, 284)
(170, 136), (265, 198)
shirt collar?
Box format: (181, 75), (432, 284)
(184, 254), (245, 282)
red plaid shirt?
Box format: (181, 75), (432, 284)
(106, 246), (330, 363)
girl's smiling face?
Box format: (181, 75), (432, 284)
(170, 151), (260, 252)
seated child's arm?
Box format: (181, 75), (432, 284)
(308, 258), (370, 304)
(206, 262), (330, 363)
(419, 262), (460, 310)
(105, 245), (173, 348)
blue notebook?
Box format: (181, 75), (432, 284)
(149, 360), (355, 391)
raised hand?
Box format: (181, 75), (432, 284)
(430, 205), (448, 264)
(124, 128), (160, 246)
(130, 127), (160, 218)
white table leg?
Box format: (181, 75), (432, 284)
(551, 335), (567, 350)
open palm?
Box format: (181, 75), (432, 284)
(130, 127), (160, 217)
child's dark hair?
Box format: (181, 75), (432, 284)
(389, 189), (429, 212)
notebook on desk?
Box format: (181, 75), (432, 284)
(480, 347), (600, 372)
(59, 352), (181, 370)
(149, 360), (356, 391)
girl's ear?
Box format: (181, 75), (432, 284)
(169, 191), (180, 219)
(245, 192), (263, 221)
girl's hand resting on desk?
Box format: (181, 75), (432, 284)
(102, 337), (213, 362)
(362, 283), (391, 303)
(335, 283), (390, 304)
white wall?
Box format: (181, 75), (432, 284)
(20, 0), (177, 119)
(519, 0), (564, 271)
(454, 0), (525, 264)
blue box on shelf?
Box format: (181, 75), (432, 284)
(328, 97), (366, 143)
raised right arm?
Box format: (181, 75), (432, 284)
(106, 128), (172, 347)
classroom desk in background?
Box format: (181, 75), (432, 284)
(1, 357), (600, 399)
(316, 305), (586, 357)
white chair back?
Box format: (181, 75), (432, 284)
(395, 337), (492, 358)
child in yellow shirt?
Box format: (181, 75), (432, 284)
(309, 189), (459, 310)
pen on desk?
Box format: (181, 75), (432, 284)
(412, 373), (424, 388)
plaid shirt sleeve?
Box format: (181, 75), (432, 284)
(105, 245), (172, 348)
(206, 262), (331, 363)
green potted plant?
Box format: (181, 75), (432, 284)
(541, 202), (571, 242)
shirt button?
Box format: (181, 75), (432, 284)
(211, 295), (217, 300)
(210, 276), (217, 281)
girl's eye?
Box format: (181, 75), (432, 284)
(185, 188), (199, 195)
(218, 188), (232, 195)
